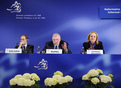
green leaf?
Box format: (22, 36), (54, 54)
(111, 85), (115, 88)
(66, 82), (70, 86)
(91, 86), (96, 88)
(55, 83), (67, 88)
(34, 81), (40, 88)
(99, 73), (103, 75)
(10, 85), (15, 88)
(85, 83), (92, 88)
(10, 85), (19, 88)
(81, 81), (85, 85)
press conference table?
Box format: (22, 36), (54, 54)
(0, 54), (121, 88)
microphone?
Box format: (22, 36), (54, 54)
(16, 43), (18, 46)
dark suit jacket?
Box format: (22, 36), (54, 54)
(41, 40), (72, 54)
(83, 41), (105, 54)
(15, 44), (34, 53)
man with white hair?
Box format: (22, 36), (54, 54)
(41, 33), (72, 54)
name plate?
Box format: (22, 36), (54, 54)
(46, 49), (62, 54)
(87, 50), (103, 54)
(5, 48), (22, 53)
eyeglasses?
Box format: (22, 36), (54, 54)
(20, 39), (26, 41)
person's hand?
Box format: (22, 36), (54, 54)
(61, 42), (67, 51)
(18, 42), (24, 48)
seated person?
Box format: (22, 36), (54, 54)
(82, 32), (105, 54)
(15, 34), (34, 53)
(41, 33), (72, 54)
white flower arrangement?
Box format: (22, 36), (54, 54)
(54, 71), (63, 77)
(9, 73), (40, 88)
(81, 69), (114, 88)
(44, 78), (57, 87)
(44, 71), (73, 88)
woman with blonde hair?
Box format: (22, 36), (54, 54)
(82, 32), (105, 54)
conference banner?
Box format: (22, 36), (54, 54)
(0, 0), (121, 54)
(100, 6), (121, 18)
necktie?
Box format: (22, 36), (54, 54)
(22, 46), (26, 53)
(55, 46), (57, 49)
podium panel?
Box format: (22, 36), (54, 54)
(0, 54), (121, 88)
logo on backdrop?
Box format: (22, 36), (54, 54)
(7, 1), (21, 13)
(34, 59), (48, 70)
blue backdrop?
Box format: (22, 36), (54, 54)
(0, 54), (121, 88)
(0, 0), (121, 54)
(0, 54), (29, 88)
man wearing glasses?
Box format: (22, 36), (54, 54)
(41, 33), (72, 54)
(15, 34), (34, 53)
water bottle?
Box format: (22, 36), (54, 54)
(81, 47), (85, 54)
(37, 46), (40, 54)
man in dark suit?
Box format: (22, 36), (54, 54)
(41, 33), (72, 54)
(15, 35), (34, 53)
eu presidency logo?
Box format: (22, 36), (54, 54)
(34, 59), (48, 70)
(7, 1), (21, 13)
